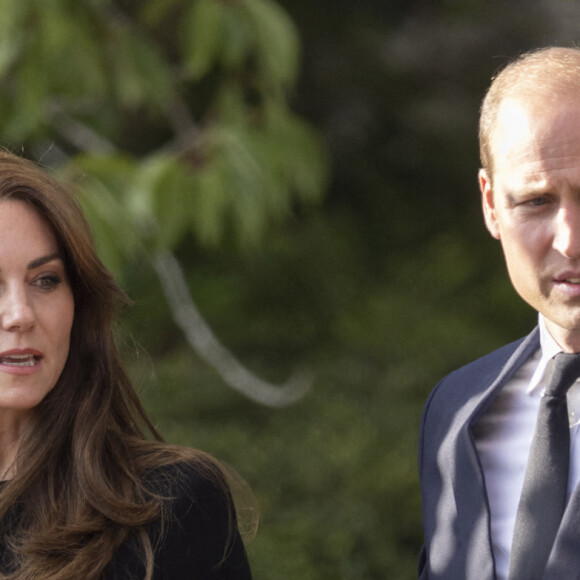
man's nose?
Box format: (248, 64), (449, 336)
(553, 205), (580, 259)
(0, 286), (35, 332)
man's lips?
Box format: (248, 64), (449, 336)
(554, 272), (580, 284)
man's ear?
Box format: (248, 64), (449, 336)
(479, 168), (501, 240)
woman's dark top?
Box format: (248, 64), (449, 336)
(0, 462), (252, 579)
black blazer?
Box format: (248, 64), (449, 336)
(107, 461), (252, 579)
(0, 462), (252, 579)
(419, 327), (580, 579)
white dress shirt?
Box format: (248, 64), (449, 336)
(473, 315), (580, 580)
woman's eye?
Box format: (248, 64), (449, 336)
(32, 275), (62, 291)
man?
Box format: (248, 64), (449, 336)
(419, 47), (580, 579)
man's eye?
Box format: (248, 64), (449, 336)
(525, 197), (548, 206)
(32, 275), (62, 291)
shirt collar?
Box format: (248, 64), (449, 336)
(527, 314), (563, 395)
(529, 314), (580, 427)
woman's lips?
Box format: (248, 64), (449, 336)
(0, 354), (38, 367)
(0, 349), (43, 374)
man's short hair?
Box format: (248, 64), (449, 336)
(479, 46), (580, 177)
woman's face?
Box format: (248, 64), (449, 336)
(0, 200), (74, 423)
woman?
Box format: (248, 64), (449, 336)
(0, 151), (253, 579)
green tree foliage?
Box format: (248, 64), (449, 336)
(0, 0), (328, 261)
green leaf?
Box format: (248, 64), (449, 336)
(182, 0), (226, 80)
(140, 0), (183, 27)
(244, 0), (300, 88)
(8, 57), (48, 139)
(216, 85), (251, 126)
(29, 0), (106, 98)
(108, 28), (174, 108)
(191, 154), (230, 247)
(77, 178), (132, 278)
(216, 124), (289, 247)
(65, 154), (142, 274)
(272, 111), (330, 202)
(68, 153), (137, 204)
(0, 0), (24, 77)
(151, 159), (199, 251)
(127, 154), (175, 231)
(220, 5), (254, 70)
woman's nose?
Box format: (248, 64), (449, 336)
(0, 287), (35, 332)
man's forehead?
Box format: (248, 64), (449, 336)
(492, 97), (580, 165)
(494, 100), (535, 156)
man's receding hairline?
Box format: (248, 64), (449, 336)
(480, 46), (580, 176)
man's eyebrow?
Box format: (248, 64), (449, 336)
(27, 253), (63, 270)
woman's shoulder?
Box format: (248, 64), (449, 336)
(152, 456), (252, 578)
(143, 453), (230, 499)
(112, 450), (253, 579)
(146, 458), (233, 540)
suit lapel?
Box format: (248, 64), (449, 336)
(462, 329), (580, 580)
(467, 328), (541, 428)
(458, 329), (540, 578)
(424, 329), (539, 579)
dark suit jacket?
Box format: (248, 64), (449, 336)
(419, 327), (580, 579)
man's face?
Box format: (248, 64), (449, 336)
(480, 97), (580, 352)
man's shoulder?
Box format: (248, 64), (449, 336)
(445, 333), (531, 382)
(422, 328), (539, 423)
(418, 330), (539, 475)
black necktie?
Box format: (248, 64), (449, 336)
(508, 352), (580, 580)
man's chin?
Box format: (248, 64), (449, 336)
(542, 313), (580, 351)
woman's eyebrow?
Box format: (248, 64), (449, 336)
(27, 253), (62, 270)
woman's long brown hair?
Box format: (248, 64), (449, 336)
(0, 151), (231, 579)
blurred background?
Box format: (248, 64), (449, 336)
(2, 0), (579, 577)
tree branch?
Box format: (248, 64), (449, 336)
(153, 250), (312, 407)
(48, 111), (312, 406)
